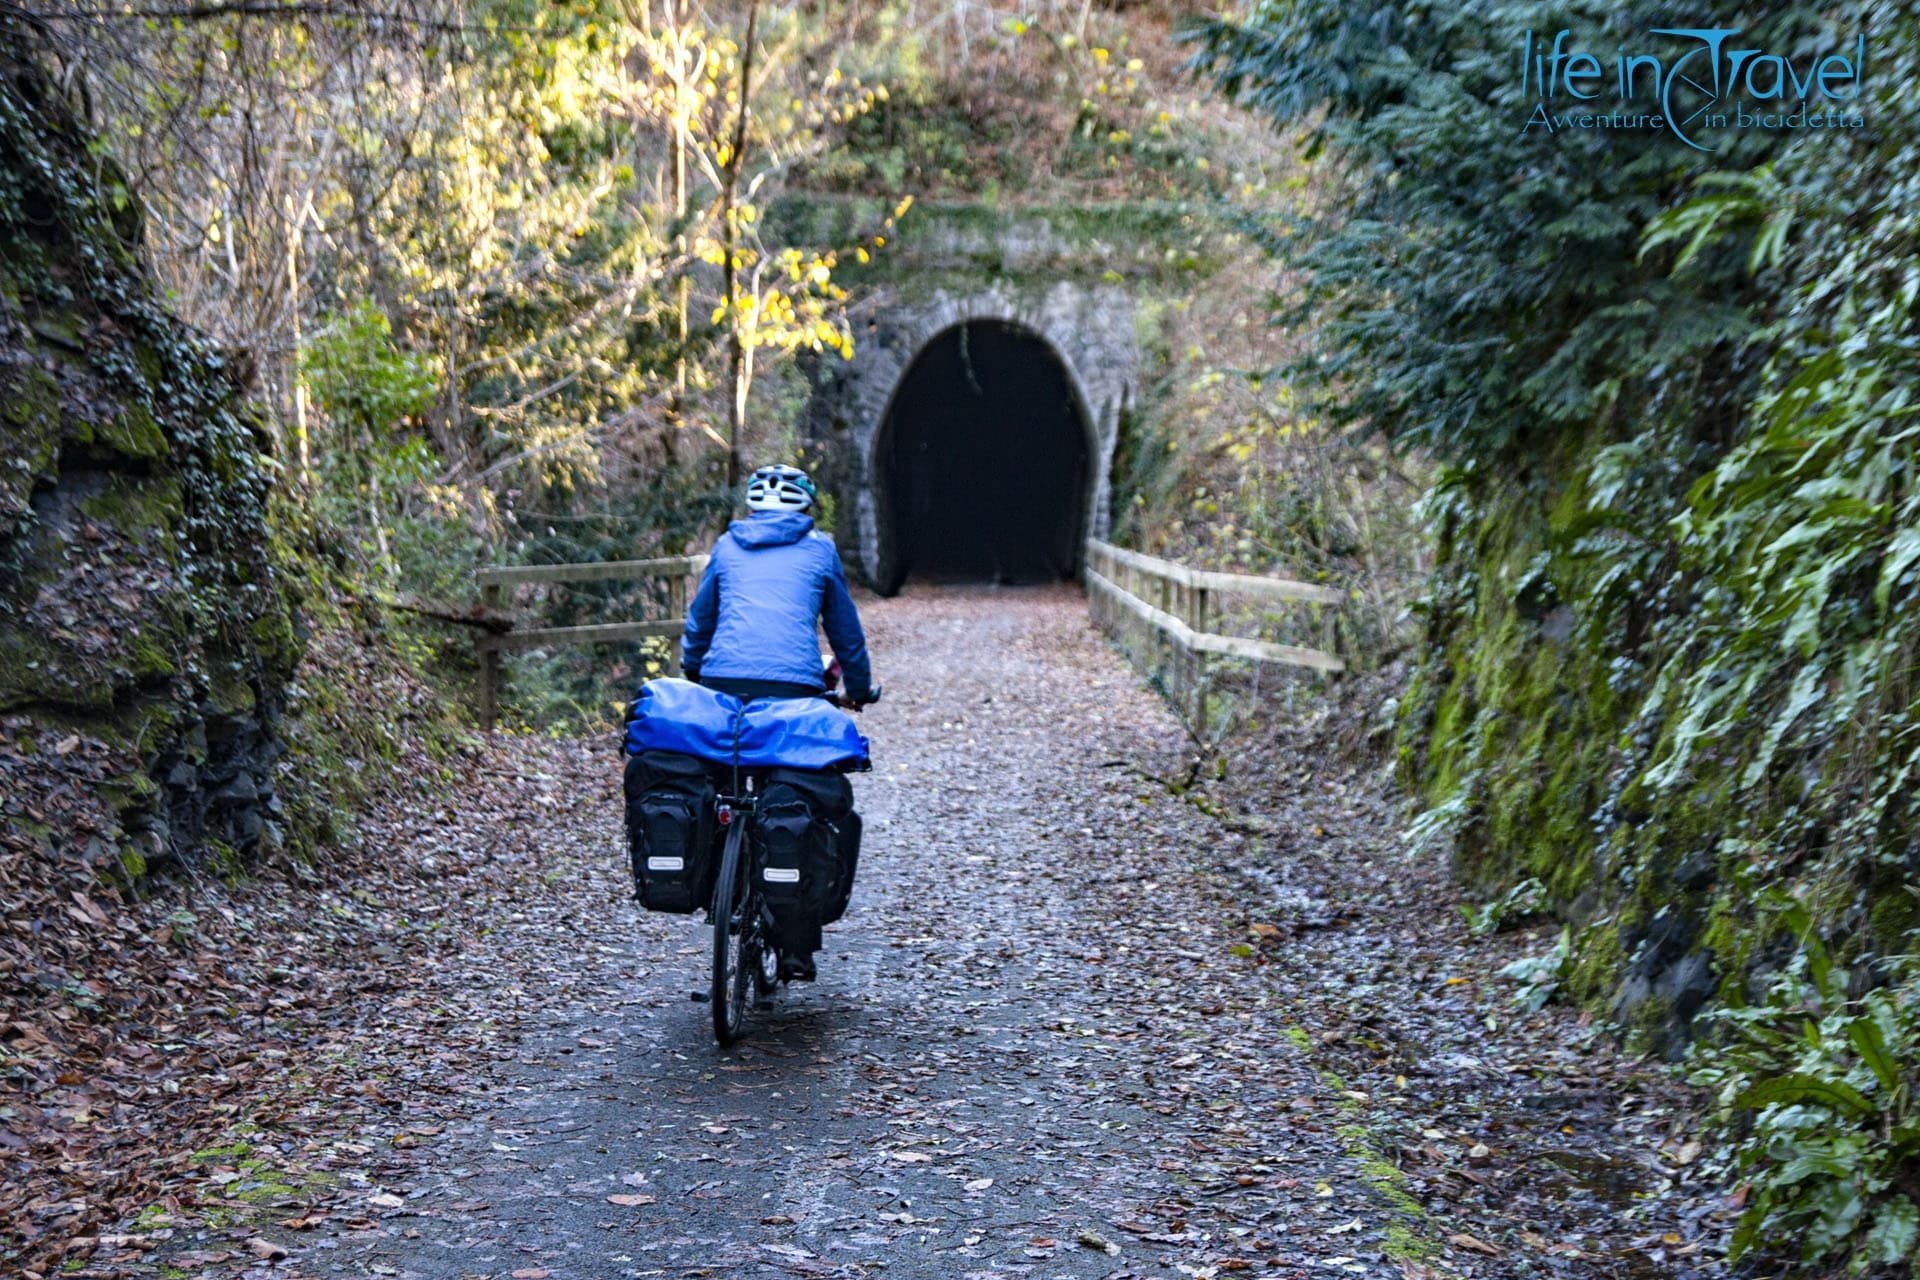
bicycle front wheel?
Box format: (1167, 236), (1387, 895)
(710, 818), (752, 1045)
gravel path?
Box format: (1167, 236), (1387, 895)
(268, 585), (1403, 1280)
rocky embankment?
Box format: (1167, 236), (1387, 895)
(1, 31), (301, 875)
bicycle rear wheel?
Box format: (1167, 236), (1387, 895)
(710, 818), (753, 1045)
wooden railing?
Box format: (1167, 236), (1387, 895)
(1084, 538), (1344, 736)
(475, 555), (707, 729)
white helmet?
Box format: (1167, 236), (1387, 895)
(745, 464), (817, 512)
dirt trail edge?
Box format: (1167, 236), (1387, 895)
(142, 587), (1430, 1280)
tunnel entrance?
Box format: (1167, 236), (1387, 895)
(875, 321), (1092, 594)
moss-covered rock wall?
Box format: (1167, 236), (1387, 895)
(1397, 425), (1920, 1054)
(1, 34), (303, 875)
(1393, 442), (1724, 1046)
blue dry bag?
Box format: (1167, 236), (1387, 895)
(622, 678), (869, 772)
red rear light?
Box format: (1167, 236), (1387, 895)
(716, 807), (732, 825)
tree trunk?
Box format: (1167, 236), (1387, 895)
(719, 0), (760, 488)
(286, 190), (310, 491)
(667, 0), (691, 420)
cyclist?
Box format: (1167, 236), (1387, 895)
(676, 463), (876, 982)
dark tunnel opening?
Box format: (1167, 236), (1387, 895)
(876, 321), (1091, 595)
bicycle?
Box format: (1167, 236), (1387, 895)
(706, 688), (878, 1046)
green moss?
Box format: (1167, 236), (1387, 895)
(232, 1181), (298, 1204)
(1565, 918), (1626, 1004)
(1869, 890), (1920, 954)
(207, 666), (255, 716)
(1332, 1122), (1444, 1264)
(1385, 1222), (1440, 1262)
(116, 843), (148, 882)
(1698, 896), (1748, 971)
(249, 601), (302, 679)
(205, 838), (245, 880)
(98, 403), (167, 462)
(77, 473), (184, 538)
(1621, 992), (1675, 1055)
(126, 627), (177, 680)
(126, 700), (177, 757)
(0, 625), (117, 711)
(2, 364), (61, 487)
(764, 193), (1227, 287)
(189, 1141), (253, 1162)
(99, 766), (156, 812)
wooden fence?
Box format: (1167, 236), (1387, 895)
(1084, 538), (1344, 736)
(475, 555), (707, 729)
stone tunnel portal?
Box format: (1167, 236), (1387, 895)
(875, 321), (1092, 595)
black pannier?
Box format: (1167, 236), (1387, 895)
(823, 810), (860, 926)
(624, 750), (718, 914)
(754, 768), (856, 947)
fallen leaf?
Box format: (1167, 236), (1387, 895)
(762, 1243), (816, 1261)
(607, 1194), (656, 1206)
(246, 1237), (288, 1261)
(1448, 1232), (1502, 1256)
(1077, 1228), (1120, 1255)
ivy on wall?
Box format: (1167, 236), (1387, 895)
(1192, 0), (1919, 1266)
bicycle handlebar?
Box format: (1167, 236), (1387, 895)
(824, 684), (882, 711)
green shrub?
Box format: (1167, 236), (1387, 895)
(1690, 895), (1920, 1271)
(1193, 0), (1920, 1058)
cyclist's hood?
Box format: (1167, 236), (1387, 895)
(727, 510), (814, 550)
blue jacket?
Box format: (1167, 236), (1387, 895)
(680, 512), (874, 699)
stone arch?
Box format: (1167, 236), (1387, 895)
(806, 281), (1135, 591)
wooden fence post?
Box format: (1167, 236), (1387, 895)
(479, 580), (503, 731)
(1157, 573), (1173, 690)
(1190, 585), (1209, 737)
(665, 572), (685, 678)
